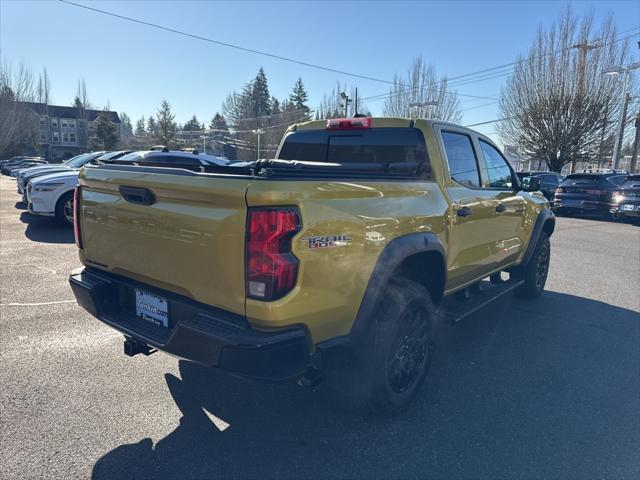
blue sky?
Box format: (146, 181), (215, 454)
(1, 0), (639, 143)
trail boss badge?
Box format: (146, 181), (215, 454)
(302, 235), (350, 249)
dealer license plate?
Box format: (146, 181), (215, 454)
(135, 289), (169, 328)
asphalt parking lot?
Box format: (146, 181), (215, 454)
(1, 174), (639, 480)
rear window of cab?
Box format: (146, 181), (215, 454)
(277, 128), (429, 168)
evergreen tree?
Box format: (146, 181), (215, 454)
(271, 97), (281, 116)
(135, 116), (146, 136)
(156, 98), (176, 147)
(89, 108), (119, 150)
(289, 77), (310, 119)
(147, 116), (158, 140)
(182, 115), (201, 132)
(120, 112), (133, 140)
(209, 113), (232, 158)
(250, 67), (271, 118)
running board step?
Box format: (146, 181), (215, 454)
(442, 278), (524, 324)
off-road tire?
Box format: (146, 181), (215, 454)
(55, 191), (74, 227)
(357, 278), (434, 415)
(514, 232), (550, 299)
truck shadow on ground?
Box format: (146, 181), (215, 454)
(19, 212), (74, 244)
(92, 292), (639, 480)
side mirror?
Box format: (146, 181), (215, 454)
(521, 176), (541, 192)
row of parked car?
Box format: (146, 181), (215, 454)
(3, 152), (639, 226)
(514, 169), (639, 223)
(2, 148), (231, 226)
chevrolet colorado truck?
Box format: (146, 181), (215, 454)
(69, 117), (554, 413)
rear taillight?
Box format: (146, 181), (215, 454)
(326, 117), (372, 130)
(246, 207), (301, 301)
(73, 186), (83, 249)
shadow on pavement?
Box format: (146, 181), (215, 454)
(92, 292), (639, 480)
(20, 211), (74, 244)
(14, 201), (27, 210)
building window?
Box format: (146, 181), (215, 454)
(52, 132), (60, 143)
(51, 118), (58, 127)
(39, 130), (48, 141)
(69, 132), (76, 143)
(61, 119), (76, 128)
(40, 115), (47, 125)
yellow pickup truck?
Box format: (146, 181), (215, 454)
(69, 117), (554, 413)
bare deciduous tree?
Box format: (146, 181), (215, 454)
(383, 56), (462, 122)
(498, 9), (633, 172)
(0, 60), (37, 157)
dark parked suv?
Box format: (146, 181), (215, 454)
(611, 174), (640, 222)
(517, 171), (564, 201)
(554, 172), (628, 218)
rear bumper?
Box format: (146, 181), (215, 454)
(69, 267), (310, 381)
(610, 203), (640, 217)
(553, 197), (609, 212)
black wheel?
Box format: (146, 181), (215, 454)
(55, 191), (74, 227)
(515, 233), (550, 299)
(356, 278), (434, 415)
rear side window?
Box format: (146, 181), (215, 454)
(622, 175), (640, 187)
(607, 175), (627, 186)
(441, 131), (481, 188)
(565, 174), (598, 182)
(277, 128), (429, 176)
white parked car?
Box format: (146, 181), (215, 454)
(27, 170), (82, 226)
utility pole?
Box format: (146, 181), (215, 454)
(340, 92), (351, 117)
(603, 61), (640, 169)
(571, 41), (601, 173)
(597, 103), (609, 169)
(630, 109), (640, 173)
(354, 88), (358, 116)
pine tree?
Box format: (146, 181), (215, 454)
(147, 116), (158, 140)
(135, 116), (146, 136)
(289, 77), (310, 119)
(209, 112), (233, 158)
(182, 115), (201, 132)
(120, 112), (133, 140)
(271, 97), (281, 116)
(89, 108), (119, 150)
(156, 99), (176, 147)
(250, 67), (271, 118)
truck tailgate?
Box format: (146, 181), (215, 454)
(78, 167), (250, 315)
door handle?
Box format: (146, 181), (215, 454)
(457, 206), (472, 217)
(495, 203), (506, 213)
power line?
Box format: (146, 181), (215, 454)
(59, 0), (407, 86)
(359, 28), (640, 106)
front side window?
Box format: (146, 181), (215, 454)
(479, 140), (513, 189)
(441, 131), (480, 188)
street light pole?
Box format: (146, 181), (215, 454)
(200, 134), (207, 154)
(252, 129), (264, 160)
